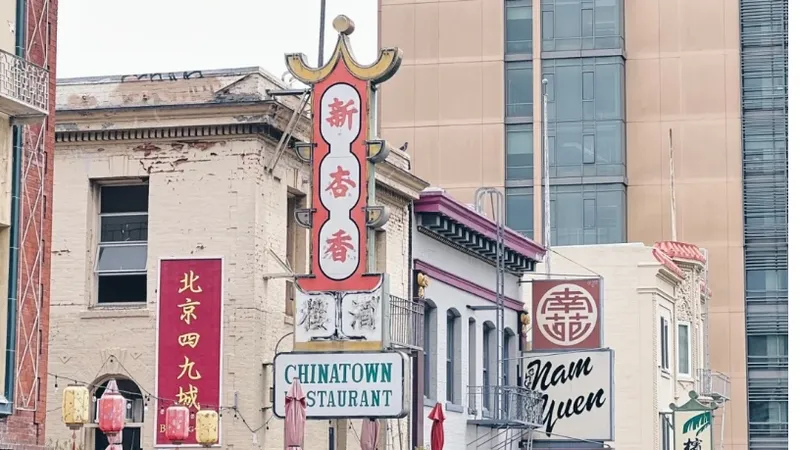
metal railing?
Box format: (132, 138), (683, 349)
(466, 385), (544, 427)
(0, 48), (49, 115)
(388, 295), (423, 351)
(697, 369), (731, 401)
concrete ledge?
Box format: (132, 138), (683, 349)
(445, 402), (464, 414)
(80, 308), (152, 320)
(423, 397), (437, 408)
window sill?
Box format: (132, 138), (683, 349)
(81, 307), (151, 320)
(445, 403), (464, 414)
(284, 315), (294, 325)
(660, 368), (671, 379)
(677, 374), (693, 382)
(0, 395), (10, 416)
(423, 397), (437, 408)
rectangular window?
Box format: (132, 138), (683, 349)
(95, 183), (149, 304)
(550, 184), (625, 245)
(506, 61), (534, 118)
(506, 124), (534, 181)
(543, 57), (626, 179)
(677, 322), (691, 376)
(505, 187), (534, 238)
(660, 413), (673, 450)
(660, 317), (670, 370)
(541, 0), (623, 52)
(505, 0), (533, 54)
(446, 311), (456, 402)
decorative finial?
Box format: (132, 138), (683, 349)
(333, 15), (355, 35)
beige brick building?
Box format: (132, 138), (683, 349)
(45, 68), (427, 450)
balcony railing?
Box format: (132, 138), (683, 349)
(388, 295), (423, 351)
(697, 369), (731, 401)
(466, 385), (544, 428)
(0, 48), (48, 119)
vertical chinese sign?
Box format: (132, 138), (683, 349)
(285, 15), (402, 352)
(156, 258), (223, 446)
(531, 277), (603, 351)
(670, 391), (717, 450)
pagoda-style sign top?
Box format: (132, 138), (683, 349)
(285, 15), (402, 85)
(670, 391), (718, 450)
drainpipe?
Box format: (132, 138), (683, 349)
(4, 0), (26, 411)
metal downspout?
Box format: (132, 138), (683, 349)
(4, 0), (26, 411)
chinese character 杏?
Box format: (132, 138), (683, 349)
(324, 229), (354, 263)
(683, 438), (702, 450)
(326, 97), (358, 130)
(177, 332), (200, 348)
(177, 355), (202, 380)
(325, 165), (357, 198)
(178, 299), (201, 325)
(176, 384), (200, 410)
(179, 270), (203, 294)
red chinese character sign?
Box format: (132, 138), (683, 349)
(286, 15), (400, 351)
(531, 278), (603, 351)
(155, 258), (223, 447)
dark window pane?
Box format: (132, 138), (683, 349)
(554, 65), (582, 121)
(98, 274), (147, 303)
(582, 72), (594, 100)
(554, 0), (581, 39)
(505, 188), (534, 237)
(100, 214), (148, 242)
(96, 244), (148, 272)
(542, 11), (554, 41)
(551, 184), (625, 245)
(678, 324), (690, 374)
(506, 5), (533, 54)
(595, 63), (623, 120)
(506, 63), (534, 117)
(583, 199), (596, 228)
(100, 184), (149, 214)
(581, 9), (593, 36)
(506, 124), (534, 180)
(583, 134), (595, 163)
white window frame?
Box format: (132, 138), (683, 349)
(660, 316), (670, 372)
(676, 321), (692, 378)
(94, 183), (149, 304)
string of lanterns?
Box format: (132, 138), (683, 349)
(60, 378), (220, 446)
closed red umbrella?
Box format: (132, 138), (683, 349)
(428, 402), (445, 450)
(284, 378), (307, 450)
(360, 419), (379, 450)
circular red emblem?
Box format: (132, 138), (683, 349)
(535, 283), (598, 346)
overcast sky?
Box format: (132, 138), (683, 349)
(56, 0), (378, 80)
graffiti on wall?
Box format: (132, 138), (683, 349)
(120, 71), (203, 82)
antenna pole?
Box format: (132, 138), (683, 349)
(542, 79), (552, 277)
(668, 128), (677, 241)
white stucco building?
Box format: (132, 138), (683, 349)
(45, 68), (428, 450)
(521, 242), (730, 450)
(411, 188), (547, 450)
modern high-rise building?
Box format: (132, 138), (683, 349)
(0, 0), (56, 447)
(378, 0), (787, 448)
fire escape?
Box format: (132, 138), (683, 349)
(0, 0), (50, 417)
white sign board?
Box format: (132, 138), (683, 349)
(273, 351), (408, 419)
(522, 349), (614, 441)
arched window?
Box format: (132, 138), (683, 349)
(445, 308), (462, 404)
(88, 377), (144, 450)
(423, 300), (438, 400)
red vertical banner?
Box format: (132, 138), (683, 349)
(155, 258), (223, 447)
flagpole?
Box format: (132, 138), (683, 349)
(542, 79), (552, 278)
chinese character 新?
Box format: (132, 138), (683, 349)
(177, 355), (202, 380)
(325, 165), (357, 198)
(540, 286), (595, 344)
(178, 299), (200, 325)
(179, 270), (203, 294)
(324, 229), (354, 263)
(683, 438), (702, 450)
(326, 97), (358, 130)
(178, 332), (200, 348)
(176, 384), (200, 410)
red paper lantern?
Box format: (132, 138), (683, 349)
(165, 404), (191, 444)
(97, 380), (126, 434)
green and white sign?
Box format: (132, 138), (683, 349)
(670, 390), (717, 450)
(273, 351), (408, 419)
